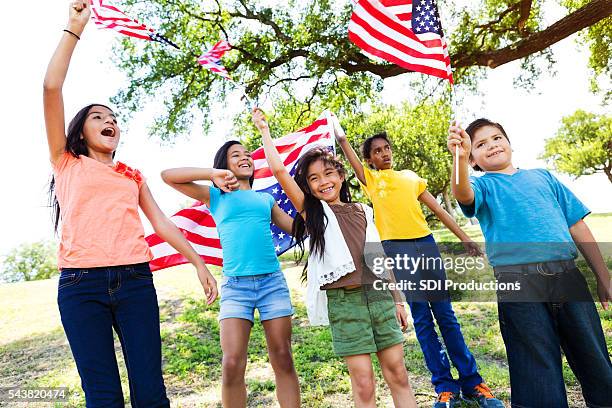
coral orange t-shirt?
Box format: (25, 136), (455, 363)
(52, 152), (153, 269)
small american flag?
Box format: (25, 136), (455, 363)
(90, 0), (179, 49)
(349, 0), (453, 83)
(146, 112), (335, 272)
(197, 40), (233, 79)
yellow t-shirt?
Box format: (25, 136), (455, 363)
(361, 166), (431, 240)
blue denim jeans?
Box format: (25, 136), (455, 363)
(496, 266), (612, 407)
(383, 235), (483, 394)
(58, 263), (170, 408)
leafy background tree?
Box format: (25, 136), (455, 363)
(540, 110), (612, 183)
(104, 0), (610, 217)
(109, 0), (611, 139)
(1, 241), (58, 283)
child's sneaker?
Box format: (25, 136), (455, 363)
(433, 391), (460, 408)
(462, 383), (505, 407)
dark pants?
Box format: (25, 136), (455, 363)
(495, 264), (612, 408)
(383, 235), (483, 394)
(58, 263), (170, 408)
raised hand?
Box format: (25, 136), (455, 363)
(67, 0), (91, 35)
(448, 121), (471, 160)
(212, 169), (239, 192)
(251, 108), (269, 134)
(330, 113), (347, 143)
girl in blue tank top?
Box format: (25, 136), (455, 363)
(162, 141), (300, 407)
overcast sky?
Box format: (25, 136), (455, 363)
(0, 0), (610, 259)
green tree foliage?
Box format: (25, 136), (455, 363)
(562, 0), (612, 101)
(109, 0), (612, 140)
(1, 241), (58, 283)
(540, 110), (612, 183)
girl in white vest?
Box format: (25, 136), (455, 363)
(253, 109), (417, 408)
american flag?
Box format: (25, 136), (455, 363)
(146, 112), (336, 272)
(197, 40), (233, 80)
(90, 0), (179, 49)
(348, 0), (453, 83)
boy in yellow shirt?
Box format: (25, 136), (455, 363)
(333, 118), (503, 408)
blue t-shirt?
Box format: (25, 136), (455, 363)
(208, 187), (281, 276)
(458, 169), (590, 266)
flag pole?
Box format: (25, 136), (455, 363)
(450, 82), (460, 185)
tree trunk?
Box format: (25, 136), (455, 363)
(442, 189), (455, 218)
(604, 166), (612, 184)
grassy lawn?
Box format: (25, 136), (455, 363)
(0, 214), (610, 407)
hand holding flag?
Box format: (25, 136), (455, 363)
(67, 1), (91, 35)
(251, 108), (270, 134)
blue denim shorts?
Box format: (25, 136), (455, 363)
(219, 270), (294, 323)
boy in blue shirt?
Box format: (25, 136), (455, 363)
(447, 118), (612, 407)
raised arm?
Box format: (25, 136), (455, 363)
(161, 167), (238, 206)
(331, 114), (367, 186)
(44, 1), (91, 164)
(139, 183), (218, 304)
(447, 122), (475, 205)
(252, 108), (305, 213)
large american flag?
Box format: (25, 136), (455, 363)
(348, 0), (453, 83)
(197, 40), (233, 80)
(146, 112), (335, 272)
(90, 0), (179, 49)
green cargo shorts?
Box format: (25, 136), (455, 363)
(326, 285), (405, 357)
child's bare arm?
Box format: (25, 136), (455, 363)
(332, 115), (367, 185)
(161, 167), (238, 206)
(419, 190), (482, 256)
(569, 219), (611, 310)
(252, 108), (305, 213)
(44, 1), (91, 164)
(271, 203), (294, 234)
(447, 123), (474, 205)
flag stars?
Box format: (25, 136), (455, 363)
(278, 232), (286, 239)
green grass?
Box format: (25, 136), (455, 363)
(1, 213), (610, 407)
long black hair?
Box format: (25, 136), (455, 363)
(49, 104), (114, 233)
(291, 148), (352, 279)
(212, 140), (254, 191)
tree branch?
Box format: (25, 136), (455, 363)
(455, 0), (612, 68)
(517, 0), (534, 34)
(342, 0), (611, 76)
(232, 0), (291, 42)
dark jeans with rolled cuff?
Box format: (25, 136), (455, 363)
(495, 260), (612, 408)
(58, 262), (170, 408)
